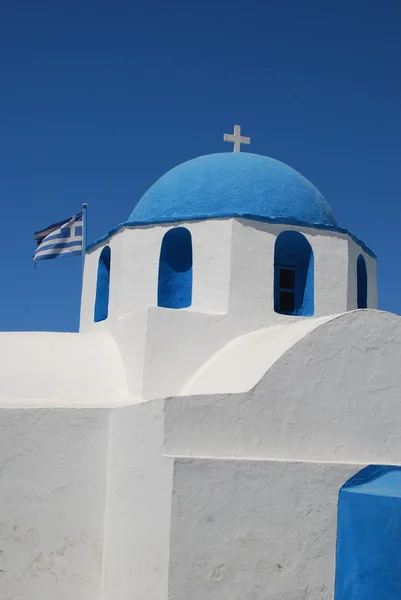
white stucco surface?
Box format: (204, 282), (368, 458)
(169, 459), (360, 600)
(82, 219), (375, 336)
(165, 310), (401, 464)
(0, 332), (129, 407)
(78, 218), (377, 402)
(101, 400), (173, 600)
(181, 314), (336, 395)
(80, 219), (233, 334)
(0, 408), (109, 600)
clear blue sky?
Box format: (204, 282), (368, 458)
(0, 0), (400, 331)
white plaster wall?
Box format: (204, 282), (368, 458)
(143, 308), (230, 399)
(112, 310), (150, 399)
(367, 253), (378, 308)
(229, 219), (275, 319)
(141, 225), (372, 400)
(78, 218), (378, 403)
(347, 238), (378, 310)
(82, 218), (356, 336)
(118, 225), (161, 316)
(0, 408), (109, 600)
(190, 219), (232, 315)
(169, 458), (359, 600)
(80, 246), (99, 332)
(347, 241), (359, 311)
(80, 235), (124, 333)
(82, 219), (375, 336)
(164, 310), (401, 464)
(181, 315), (336, 395)
(312, 230), (349, 316)
(230, 220), (351, 323)
(142, 303), (276, 399)
(82, 220), (232, 335)
(102, 400), (174, 600)
(0, 332), (129, 407)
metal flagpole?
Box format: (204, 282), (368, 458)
(82, 203), (88, 273)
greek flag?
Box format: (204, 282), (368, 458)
(34, 212), (83, 262)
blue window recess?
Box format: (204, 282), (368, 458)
(335, 465), (401, 600)
(94, 246), (111, 322)
(357, 254), (368, 309)
(274, 231), (314, 316)
(158, 227), (192, 309)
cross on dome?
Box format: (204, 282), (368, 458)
(223, 124), (251, 152)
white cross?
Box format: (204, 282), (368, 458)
(223, 124), (251, 152)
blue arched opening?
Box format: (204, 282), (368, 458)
(357, 254), (368, 309)
(158, 227), (192, 309)
(274, 231), (314, 316)
(94, 246), (111, 322)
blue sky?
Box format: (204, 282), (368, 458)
(0, 0), (400, 331)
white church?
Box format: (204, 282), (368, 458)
(1, 126), (401, 600)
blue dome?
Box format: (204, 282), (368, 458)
(129, 152), (337, 228)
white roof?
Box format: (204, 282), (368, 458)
(0, 331), (130, 407)
(181, 315), (338, 395)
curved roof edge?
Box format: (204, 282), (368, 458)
(0, 331), (131, 408)
(181, 315), (338, 396)
(86, 214), (376, 258)
(128, 152), (337, 228)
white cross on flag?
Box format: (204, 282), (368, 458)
(33, 212), (84, 262)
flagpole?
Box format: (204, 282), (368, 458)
(82, 203), (88, 274)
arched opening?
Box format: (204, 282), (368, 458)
(158, 227), (192, 309)
(94, 246), (111, 322)
(274, 231), (314, 316)
(357, 254), (368, 309)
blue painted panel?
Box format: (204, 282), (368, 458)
(94, 246), (111, 322)
(274, 231), (314, 316)
(335, 465), (401, 600)
(158, 227), (192, 309)
(357, 254), (368, 308)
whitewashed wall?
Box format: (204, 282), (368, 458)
(81, 218), (377, 335)
(0, 332), (129, 408)
(165, 310), (401, 463)
(80, 219), (233, 334)
(0, 408), (109, 600)
(180, 315), (336, 396)
(168, 458), (359, 600)
(101, 400), (173, 600)
(163, 308), (401, 600)
(80, 219), (377, 401)
(229, 220), (371, 320)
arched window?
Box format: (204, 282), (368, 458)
(158, 227), (192, 309)
(274, 231), (314, 316)
(94, 246), (111, 322)
(357, 254), (368, 309)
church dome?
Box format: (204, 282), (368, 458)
(128, 152), (337, 228)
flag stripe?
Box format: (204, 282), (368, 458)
(41, 230), (72, 243)
(34, 217), (76, 237)
(34, 213), (83, 239)
(33, 211), (83, 262)
(35, 249), (82, 261)
(35, 248), (82, 259)
(36, 241), (82, 252)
